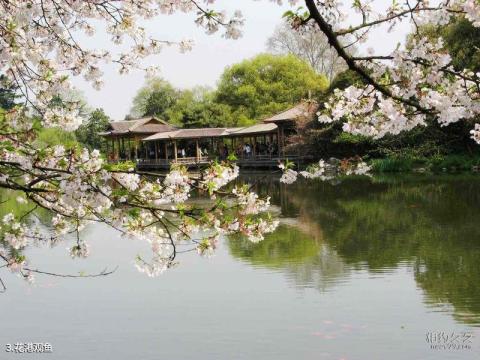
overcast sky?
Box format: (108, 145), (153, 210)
(71, 1), (412, 121)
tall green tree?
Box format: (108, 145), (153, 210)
(75, 108), (110, 152)
(130, 77), (179, 119)
(215, 53), (329, 122)
(443, 18), (480, 73)
(166, 87), (235, 128)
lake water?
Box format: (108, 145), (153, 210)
(1, 173), (480, 359)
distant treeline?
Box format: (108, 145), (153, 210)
(128, 53), (328, 128)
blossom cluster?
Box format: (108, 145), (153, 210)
(279, 159), (371, 184)
(0, 140), (277, 281)
(0, 0), (245, 131)
(0, 0), (278, 284)
(200, 162), (240, 197)
(1, 213), (30, 250)
(314, 1), (480, 140)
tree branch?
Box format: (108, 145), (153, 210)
(304, 0), (432, 113)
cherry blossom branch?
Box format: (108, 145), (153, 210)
(305, 0), (431, 114)
(334, 3), (462, 36)
(22, 266), (118, 278)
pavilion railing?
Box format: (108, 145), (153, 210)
(236, 153), (300, 161)
(113, 154), (303, 167)
(136, 157), (213, 167)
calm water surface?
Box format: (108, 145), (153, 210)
(1, 174), (480, 359)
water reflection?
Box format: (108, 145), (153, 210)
(228, 225), (351, 292)
(230, 173), (480, 326)
(2, 174), (480, 359)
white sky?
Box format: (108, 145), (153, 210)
(71, 0), (413, 120)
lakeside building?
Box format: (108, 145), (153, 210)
(101, 100), (319, 169)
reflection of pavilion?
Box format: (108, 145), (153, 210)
(100, 101), (318, 169)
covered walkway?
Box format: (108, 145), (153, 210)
(138, 123), (282, 169)
(101, 100), (319, 169)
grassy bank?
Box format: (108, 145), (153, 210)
(369, 154), (480, 173)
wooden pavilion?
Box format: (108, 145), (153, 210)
(100, 116), (176, 162)
(101, 100), (319, 169)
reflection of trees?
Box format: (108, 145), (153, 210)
(281, 243), (350, 292)
(227, 224), (351, 292)
(292, 175), (480, 325)
(228, 225), (319, 268)
(414, 244), (480, 325)
(230, 174), (480, 325)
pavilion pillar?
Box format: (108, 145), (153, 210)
(195, 139), (200, 162)
(154, 141), (158, 162)
(269, 134), (273, 158)
(173, 140), (178, 162)
(164, 142), (168, 160)
(134, 137), (138, 160)
(253, 136), (257, 157)
(277, 127), (281, 156)
(240, 137), (245, 159)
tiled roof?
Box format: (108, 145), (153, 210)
(144, 128), (229, 141)
(103, 117), (175, 135)
(226, 123), (277, 135)
(263, 100), (319, 123)
(143, 123), (278, 141)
